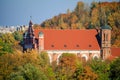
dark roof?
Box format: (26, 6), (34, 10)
(34, 29), (100, 50)
(101, 25), (111, 29)
(29, 20), (33, 25)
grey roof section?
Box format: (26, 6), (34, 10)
(101, 25), (112, 29)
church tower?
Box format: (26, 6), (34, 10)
(23, 20), (36, 51)
(100, 25), (111, 59)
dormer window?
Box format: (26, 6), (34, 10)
(64, 45), (67, 47)
(89, 45), (92, 47)
(76, 44), (79, 47)
(51, 45), (54, 47)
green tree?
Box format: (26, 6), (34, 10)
(8, 63), (48, 80)
(0, 33), (15, 44)
(110, 57), (120, 80)
(0, 36), (13, 55)
(75, 66), (98, 80)
(88, 59), (110, 80)
(0, 33), (16, 55)
(39, 51), (56, 80)
(13, 31), (23, 41)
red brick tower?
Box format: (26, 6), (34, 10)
(101, 25), (111, 59)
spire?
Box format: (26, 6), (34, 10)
(27, 20), (34, 38)
(29, 20), (33, 26)
(29, 16), (33, 26)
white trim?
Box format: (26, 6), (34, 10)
(57, 53), (62, 65)
(39, 36), (44, 38)
(46, 50), (100, 54)
(48, 54), (52, 64)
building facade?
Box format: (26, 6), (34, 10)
(23, 21), (111, 64)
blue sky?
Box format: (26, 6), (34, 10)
(0, 0), (117, 26)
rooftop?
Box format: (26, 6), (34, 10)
(34, 29), (100, 50)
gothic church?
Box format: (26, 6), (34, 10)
(23, 21), (111, 63)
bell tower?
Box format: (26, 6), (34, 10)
(100, 25), (111, 59)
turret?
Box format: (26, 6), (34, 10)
(38, 31), (44, 52)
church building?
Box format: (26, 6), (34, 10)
(23, 21), (111, 64)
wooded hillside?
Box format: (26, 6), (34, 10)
(40, 1), (120, 47)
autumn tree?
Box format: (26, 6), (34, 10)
(74, 66), (98, 80)
(88, 59), (110, 80)
(8, 63), (48, 80)
(74, 1), (84, 18)
(55, 53), (77, 80)
(0, 33), (15, 55)
(0, 50), (52, 80)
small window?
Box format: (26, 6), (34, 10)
(106, 34), (108, 41)
(89, 45), (92, 47)
(76, 44), (79, 47)
(51, 45), (54, 47)
(64, 45), (67, 47)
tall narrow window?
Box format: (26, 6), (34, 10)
(106, 34), (108, 41)
(104, 33), (105, 41)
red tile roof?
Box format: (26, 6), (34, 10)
(111, 48), (120, 57)
(108, 48), (120, 60)
(34, 29), (100, 50)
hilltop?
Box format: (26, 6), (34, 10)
(39, 1), (120, 47)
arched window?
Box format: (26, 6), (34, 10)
(82, 57), (86, 62)
(94, 56), (98, 60)
(93, 54), (99, 60)
(81, 54), (88, 61)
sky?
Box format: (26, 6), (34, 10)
(0, 0), (118, 26)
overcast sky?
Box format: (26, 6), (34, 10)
(0, 0), (118, 26)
